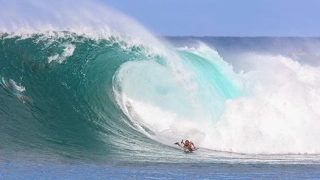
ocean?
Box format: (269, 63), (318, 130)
(1, 0), (320, 179)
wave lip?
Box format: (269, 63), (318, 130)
(0, 0), (166, 55)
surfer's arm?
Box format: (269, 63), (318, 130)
(191, 142), (196, 149)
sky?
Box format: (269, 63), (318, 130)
(102, 0), (320, 37)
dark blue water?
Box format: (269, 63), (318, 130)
(2, 161), (320, 179)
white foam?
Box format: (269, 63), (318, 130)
(116, 94), (208, 146)
(48, 54), (59, 63)
(115, 45), (320, 155)
(8, 79), (25, 92)
(112, 58), (214, 146)
(204, 54), (320, 154)
(47, 43), (75, 64)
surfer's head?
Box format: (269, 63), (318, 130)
(185, 140), (189, 145)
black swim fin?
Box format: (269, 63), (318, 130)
(174, 142), (179, 145)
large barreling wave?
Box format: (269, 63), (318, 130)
(1, 0), (320, 164)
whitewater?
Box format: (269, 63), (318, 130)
(1, 0), (320, 179)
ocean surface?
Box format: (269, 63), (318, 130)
(1, 0), (320, 179)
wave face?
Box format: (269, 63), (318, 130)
(1, 1), (320, 164)
(0, 32), (242, 162)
